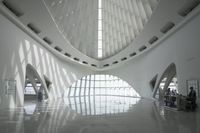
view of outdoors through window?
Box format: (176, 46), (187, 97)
(24, 83), (41, 95)
(155, 77), (178, 99)
(64, 75), (140, 97)
(63, 74), (140, 115)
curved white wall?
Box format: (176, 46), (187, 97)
(0, 14), (95, 108)
(104, 12), (200, 98)
(1, 4), (200, 108)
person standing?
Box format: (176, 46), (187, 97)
(187, 87), (197, 110)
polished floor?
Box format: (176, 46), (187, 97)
(0, 96), (199, 133)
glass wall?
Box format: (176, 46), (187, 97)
(64, 75), (140, 97)
(159, 77), (178, 92)
(155, 76), (178, 99)
(24, 83), (41, 95)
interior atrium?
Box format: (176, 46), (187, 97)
(0, 0), (200, 133)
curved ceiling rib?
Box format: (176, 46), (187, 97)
(43, 0), (160, 60)
(102, 0), (159, 59)
(2, 0), (200, 70)
(44, 0), (98, 59)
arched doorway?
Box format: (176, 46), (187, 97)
(24, 64), (48, 103)
(154, 63), (178, 107)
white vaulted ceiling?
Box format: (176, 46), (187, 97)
(1, 0), (200, 70)
(43, 0), (160, 59)
(101, 0), (159, 59)
(44, 0), (98, 59)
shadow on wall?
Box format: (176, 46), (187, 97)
(153, 63), (177, 99)
(16, 40), (88, 105)
(0, 14), (90, 108)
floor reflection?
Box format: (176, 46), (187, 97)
(24, 100), (37, 115)
(0, 98), (199, 133)
(64, 96), (140, 116)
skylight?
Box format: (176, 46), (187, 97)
(44, 0), (160, 59)
(98, 0), (103, 58)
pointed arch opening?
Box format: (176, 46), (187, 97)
(24, 64), (49, 103)
(153, 63), (178, 107)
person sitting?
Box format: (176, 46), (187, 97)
(186, 87), (197, 110)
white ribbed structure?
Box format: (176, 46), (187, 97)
(44, 0), (98, 58)
(44, 0), (159, 59)
(102, 0), (160, 58)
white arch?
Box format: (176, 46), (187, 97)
(153, 63), (177, 98)
(25, 64), (49, 99)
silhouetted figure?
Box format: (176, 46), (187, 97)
(165, 88), (171, 106)
(171, 90), (177, 107)
(166, 88), (171, 95)
(187, 87), (197, 110)
(38, 89), (43, 102)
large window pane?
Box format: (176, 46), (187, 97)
(66, 75), (140, 97)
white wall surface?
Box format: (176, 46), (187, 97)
(104, 12), (200, 98)
(0, 14), (94, 108)
(1, 2), (200, 108)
